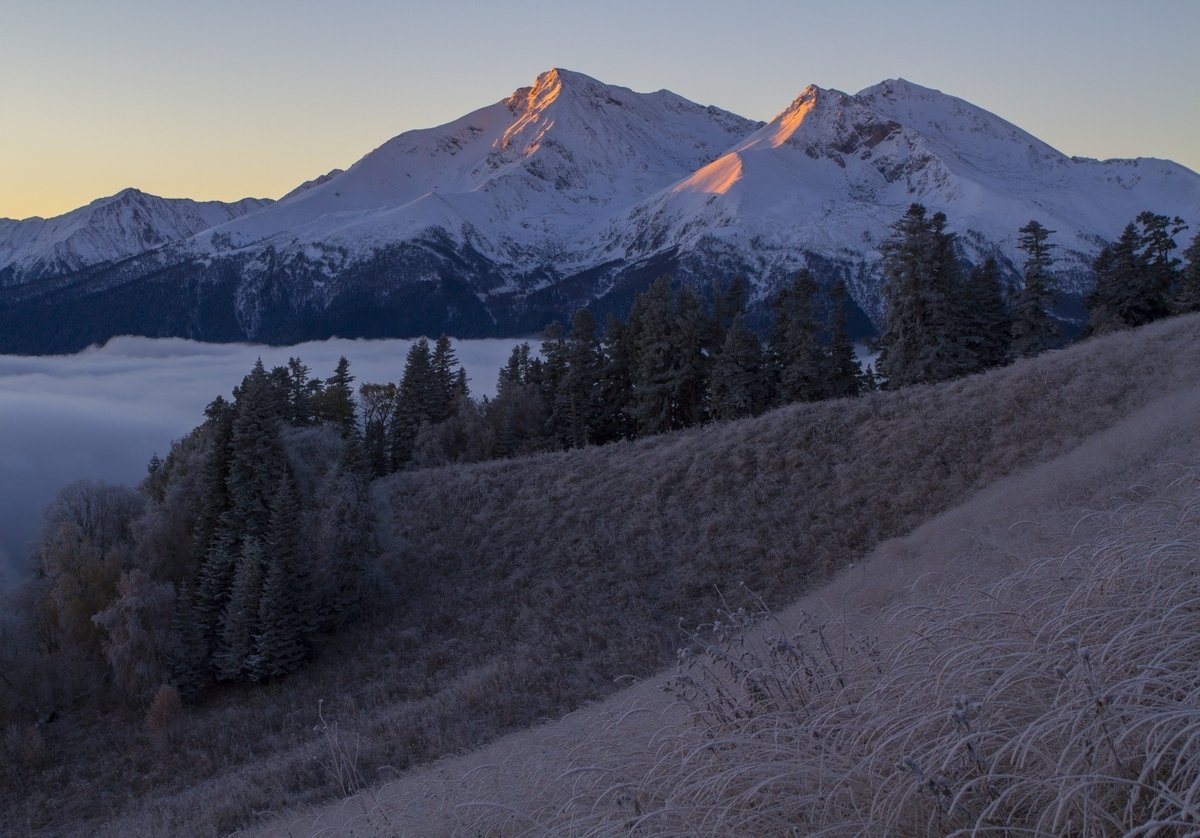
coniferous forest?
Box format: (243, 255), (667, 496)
(1, 204), (1198, 835)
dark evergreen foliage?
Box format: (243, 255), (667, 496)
(1176, 231), (1200, 313)
(876, 204), (975, 386)
(709, 314), (767, 420)
(769, 270), (829, 403)
(1011, 220), (1059, 358)
(825, 280), (866, 399)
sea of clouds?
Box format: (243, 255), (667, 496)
(0, 335), (527, 584)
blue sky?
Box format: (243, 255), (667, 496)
(2, 0), (1197, 218)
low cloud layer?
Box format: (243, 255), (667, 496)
(0, 336), (527, 583)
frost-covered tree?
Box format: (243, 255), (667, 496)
(91, 569), (174, 702)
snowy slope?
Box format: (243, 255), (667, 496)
(0, 188), (272, 285)
(612, 79), (1200, 312)
(191, 69), (756, 277)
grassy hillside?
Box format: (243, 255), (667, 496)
(13, 314), (1200, 836)
(268, 349), (1200, 835)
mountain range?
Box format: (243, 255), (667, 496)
(2, 68), (1197, 353)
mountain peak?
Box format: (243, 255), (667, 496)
(856, 78), (944, 100)
(506, 68), (608, 114)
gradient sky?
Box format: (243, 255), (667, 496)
(2, 0), (1197, 220)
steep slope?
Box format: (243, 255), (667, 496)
(616, 79), (1200, 316)
(26, 314), (1200, 836)
(0, 188), (271, 285)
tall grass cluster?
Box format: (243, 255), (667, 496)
(476, 467), (1200, 835)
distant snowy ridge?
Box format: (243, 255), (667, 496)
(1, 69), (1197, 352)
(0, 188), (272, 285)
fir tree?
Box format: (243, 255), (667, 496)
(225, 360), (285, 542)
(167, 583), (209, 698)
(215, 537), (265, 681)
(254, 472), (310, 681)
(1175, 231), (1200, 313)
(962, 257), (1012, 369)
(1087, 223), (1151, 333)
(1138, 211), (1187, 319)
(430, 335), (460, 423)
(825, 280), (865, 398)
(769, 270), (828, 404)
(670, 286), (711, 427)
(390, 339), (436, 469)
(317, 356), (357, 434)
(876, 205), (975, 387)
(1011, 220), (1059, 358)
(553, 309), (602, 448)
(594, 315), (637, 444)
(708, 314), (767, 420)
(629, 277), (678, 435)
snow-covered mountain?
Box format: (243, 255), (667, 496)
(2, 70), (1197, 353)
(0, 189), (271, 285)
(614, 79), (1200, 318)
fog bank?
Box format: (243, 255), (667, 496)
(0, 335), (526, 582)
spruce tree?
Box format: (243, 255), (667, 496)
(670, 286), (711, 427)
(629, 277), (678, 435)
(1087, 223), (1150, 333)
(390, 338), (435, 469)
(769, 270), (828, 403)
(215, 537), (265, 681)
(594, 315), (637, 444)
(226, 360), (286, 542)
(193, 396), (235, 566)
(962, 257), (1012, 369)
(708, 314), (767, 420)
(825, 280), (865, 398)
(1176, 231), (1200, 313)
(553, 309), (602, 448)
(1138, 211), (1186, 320)
(1011, 220), (1059, 358)
(254, 472), (309, 681)
(167, 583), (210, 698)
(876, 204), (974, 386)
(319, 357), (357, 435)
(285, 357), (319, 426)
(430, 335), (459, 423)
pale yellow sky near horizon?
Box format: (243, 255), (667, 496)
(2, 0), (1197, 220)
